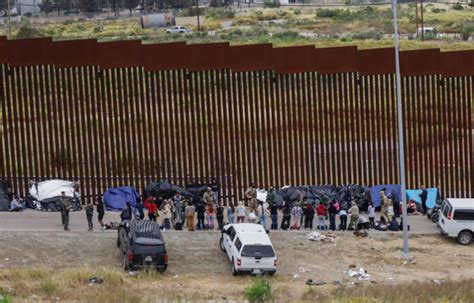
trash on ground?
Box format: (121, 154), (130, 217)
(432, 279), (442, 285)
(128, 271), (139, 277)
(349, 264), (357, 268)
(293, 274), (300, 279)
(410, 259), (417, 265)
(347, 268), (370, 281)
(88, 276), (104, 285)
(305, 279), (326, 286)
(306, 232), (337, 242)
(299, 267), (311, 273)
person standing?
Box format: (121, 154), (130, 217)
(291, 203), (302, 230)
(196, 201), (206, 230)
(280, 199), (291, 230)
(203, 187), (216, 210)
(304, 203), (315, 229)
(236, 201), (246, 223)
(391, 189), (400, 218)
(367, 201), (376, 229)
(245, 183), (257, 212)
(227, 204), (235, 224)
(316, 202), (327, 230)
(59, 191), (71, 231)
(145, 197), (158, 222)
(419, 186), (428, 215)
(161, 200), (172, 230)
(269, 201), (278, 230)
(257, 200), (267, 228)
(328, 200), (339, 231)
(185, 201), (195, 231)
(85, 200), (94, 231)
(348, 201), (360, 230)
(216, 205), (225, 230)
(206, 202), (215, 229)
(96, 197), (105, 229)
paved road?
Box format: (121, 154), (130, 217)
(0, 209), (439, 234)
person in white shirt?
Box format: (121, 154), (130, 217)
(236, 201), (246, 223)
(367, 202), (375, 229)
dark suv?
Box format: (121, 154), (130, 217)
(117, 220), (168, 272)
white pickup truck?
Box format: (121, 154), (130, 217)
(220, 223), (277, 276)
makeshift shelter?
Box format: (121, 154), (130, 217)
(371, 184), (401, 208)
(27, 180), (82, 212)
(103, 186), (140, 211)
(144, 180), (219, 204)
(0, 181), (12, 211)
(406, 188), (440, 209)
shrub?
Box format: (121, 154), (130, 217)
(202, 19), (222, 31)
(470, 0), (474, 8)
(244, 279), (272, 303)
(352, 29), (383, 40)
(263, 0), (280, 8)
(273, 30), (300, 40)
(294, 9), (301, 15)
(15, 26), (44, 39)
(451, 3), (464, 10)
(431, 8), (445, 13)
(461, 22), (474, 41)
(233, 15), (258, 25)
(40, 279), (57, 296)
(316, 9), (341, 18)
(206, 8), (235, 20)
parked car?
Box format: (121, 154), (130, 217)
(220, 223), (277, 276)
(117, 220), (168, 271)
(166, 26), (192, 34)
(438, 198), (474, 245)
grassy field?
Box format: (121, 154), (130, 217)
(1, 3), (472, 50)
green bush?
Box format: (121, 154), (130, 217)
(461, 22), (474, 41)
(15, 26), (44, 39)
(470, 0), (474, 8)
(431, 8), (445, 13)
(316, 8), (341, 18)
(273, 30), (300, 40)
(351, 29), (383, 40)
(245, 279), (272, 303)
(263, 0), (280, 8)
(451, 3), (464, 10)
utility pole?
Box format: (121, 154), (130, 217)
(7, 0), (12, 39)
(415, 0), (419, 37)
(196, 0), (200, 32)
(391, 0), (410, 259)
(420, 0), (424, 41)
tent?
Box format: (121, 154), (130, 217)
(0, 181), (12, 211)
(144, 180), (219, 204)
(371, 184), (401, 208)
(27, 180), (82, 212)
(103, 186), (140, 211)
(406, 188), (440, 209)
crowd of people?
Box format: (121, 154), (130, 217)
(56, 183), (429, 232)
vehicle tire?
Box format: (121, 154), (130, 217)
(431, 213), (439, 224)
(426, 211), (432, 220)
(457, 231), (472, 245)
(157, 265), (167, 273)
(268, 272), (275, 276)
(179, 31), (184, 33)
(219, 236), (226, 252)
(231, 259), (239, 276)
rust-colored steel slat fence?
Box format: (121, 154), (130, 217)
(0, 37), (473, 204)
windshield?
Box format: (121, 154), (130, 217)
(442, 200), (452, 218)
(241, 245), (275, 258)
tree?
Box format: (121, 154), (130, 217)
(74, 0), (99, 13)
(39, 0), (55, 15)
(125, 0), (140, 16)
(0, 0), (15, 15)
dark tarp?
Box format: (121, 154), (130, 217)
(0, 181), (12, 211)
(25, 196), (82, 212)
(144, 180), (219, 203)
(103, 186), (140, 211)
(371, 184), (401, 208)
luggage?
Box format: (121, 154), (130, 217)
(174, 222), (183, 230)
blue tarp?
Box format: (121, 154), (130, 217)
(103, 186), (140, 211)
(371, 184), (401, 208)
(406, 188), (439, 209)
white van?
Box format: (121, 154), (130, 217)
(438, 198), (474, 245)
(219, 223), (277, 276)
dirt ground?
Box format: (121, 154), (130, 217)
(0, 230), (472, 301)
